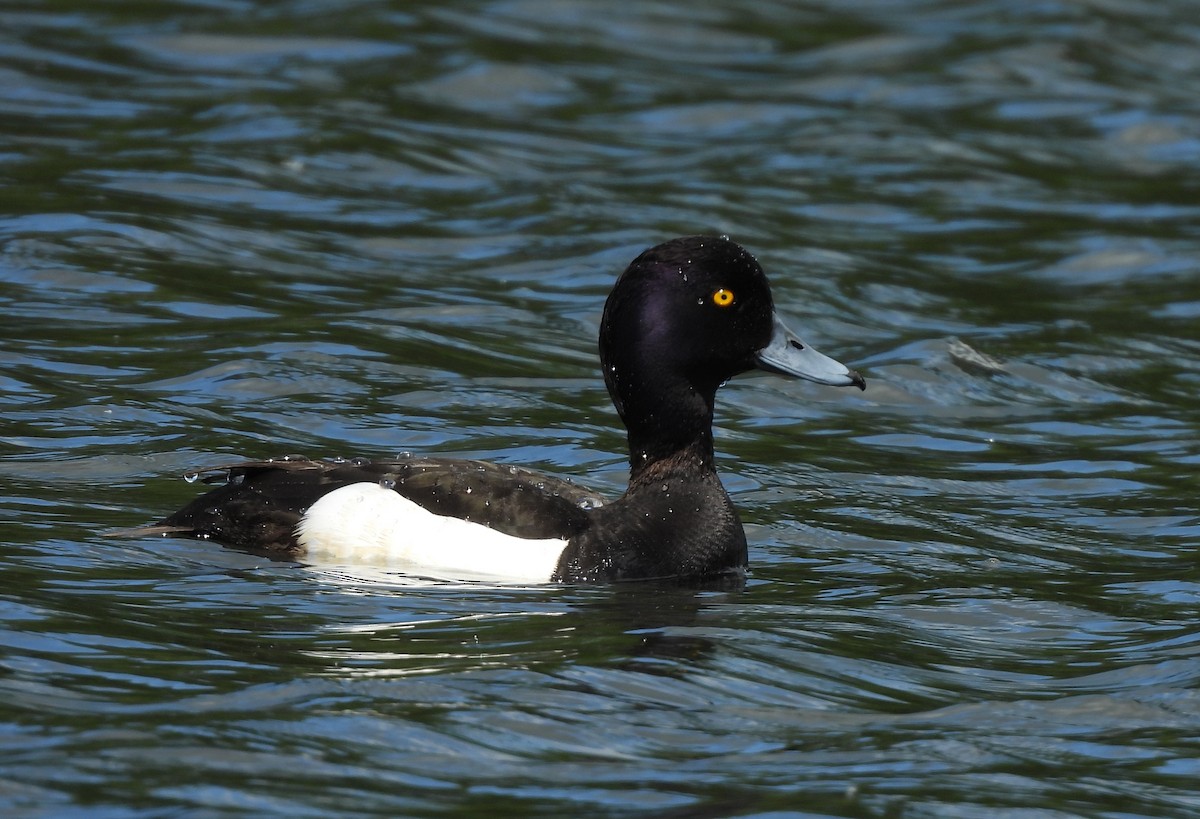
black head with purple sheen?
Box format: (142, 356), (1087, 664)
(600, 235), (777, 420)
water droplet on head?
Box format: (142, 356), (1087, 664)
(350, 457), (371, 467)
(378, 476), (396, 490)
(183, 472), (199, 484)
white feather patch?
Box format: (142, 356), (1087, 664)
(295, 482), (568, 583)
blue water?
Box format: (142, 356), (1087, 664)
(3, 1), (1200, 815)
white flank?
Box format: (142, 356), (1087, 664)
(295, 482), (568, 583)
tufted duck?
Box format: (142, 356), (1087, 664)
(113, 236), (864, 582)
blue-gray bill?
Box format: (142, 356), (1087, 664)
(755, 314), (866, 390)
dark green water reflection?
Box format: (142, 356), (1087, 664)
(3, 1), (1199, 815)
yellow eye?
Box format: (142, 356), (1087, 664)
(711, 288), (735, 307)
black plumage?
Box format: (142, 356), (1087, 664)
(114, 236), (864, 582)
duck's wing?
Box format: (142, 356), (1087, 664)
(109, 456), (605, 555)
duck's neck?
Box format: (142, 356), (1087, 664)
(621, 376), (718, 488)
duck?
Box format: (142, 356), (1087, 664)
(113, 236), (865, 583)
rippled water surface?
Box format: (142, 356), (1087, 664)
(4, 1), (1200, 815)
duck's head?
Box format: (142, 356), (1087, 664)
(600, 236), (864, 447)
